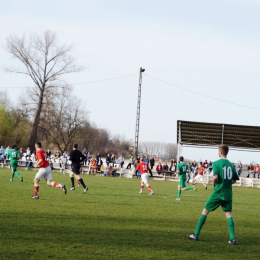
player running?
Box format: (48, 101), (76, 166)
(31, 142), (67, 199)
(193, 163), (207, 190)
(7, 144), (23, 182)
(176, 156), (196, 201)
(188, 144), (239, 244)
(136, 157), (154, 195)
(69, 144), (88, 193)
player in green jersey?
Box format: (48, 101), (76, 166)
(188, 144), (239, 245)
(7, 144), (23, 182)
(176, 156), (196, 200)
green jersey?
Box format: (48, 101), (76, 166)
(177, 162), (189, 180)
(7, 149), (20, 162)
(212, 158), (239, 201)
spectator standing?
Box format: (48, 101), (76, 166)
(150, 156), (155, 170)
(203, 160), (209, 170)
(236, 162), (242, 177)
(46, 149), (52, 159)
(25, 147), (31, 160)
(97, 157), (103, 172)
(96, 152), (101, 162)
(82, 148), (88, 165)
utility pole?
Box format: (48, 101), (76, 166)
(134, 67), (145, 159)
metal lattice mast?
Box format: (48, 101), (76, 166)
(134, 67), (145, 159)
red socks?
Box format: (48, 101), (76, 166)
(34, 185), (39, 196)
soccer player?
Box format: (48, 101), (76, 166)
(193, 163), (207, 190)
(69, 144), (88, 193)
(31, 142), (67, 199)
(188, 144), (239, 244)
(136, 157), (154, 195)
(176, 156), (196, 201)
(7, 144), (23, 182)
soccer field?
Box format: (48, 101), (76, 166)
(0, 169), (259, 260)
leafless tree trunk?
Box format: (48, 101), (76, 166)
(4, 30), (84, 151)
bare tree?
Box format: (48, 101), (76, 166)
(40, 86), (87, 152)
(4, 30), (84, 150)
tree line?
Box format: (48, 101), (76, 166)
(1, 30), (177, 159)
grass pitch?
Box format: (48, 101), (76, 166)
(0, 168), (259, 260)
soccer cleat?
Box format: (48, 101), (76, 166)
(149, 191), (154, 195)
(9, 179), (13, 182)
(176, 198), (180, 201)
(62, 184), (67, 194)
(20, 177), (23, 182)
(205, 185), (207, 190)
(83, 187), (88, 194)
(228, 239), (237, 245)
(31, 196), (39, 199)
(194, 186), (197, 191)
(187, 234), (198, 240)
(139, 190), (143, 194)
(70, 187), (75, 191)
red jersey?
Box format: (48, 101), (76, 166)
(198, 167), (204, 176)
(203, 162), (208, 169)
(36, 149), (49, 168)
(136, 162), (150, 174)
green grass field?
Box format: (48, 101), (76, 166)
(0, 168), (259, 260)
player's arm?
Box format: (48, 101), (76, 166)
(136, 163), (140, 171)
(36, 158), (43, 167)
(212, 175), (218, 188)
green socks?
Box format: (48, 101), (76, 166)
(10, 171), (22, 180)
(177, 189), (181, 198)
(227, 217), (235, 240)
(10, 171), (15, 181)
(194, 214), (207, 236)
(185, 186), (194, 191)
(15, 171), (22, 178)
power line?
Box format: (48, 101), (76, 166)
(144, 74), (260, 111)
(0, 73), (139, 89)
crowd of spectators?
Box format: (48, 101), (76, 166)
(0, 145), (252, 179)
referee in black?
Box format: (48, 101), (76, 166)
(69, 144), (88, 193)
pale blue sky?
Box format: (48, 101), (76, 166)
(1, 0), (260, 163)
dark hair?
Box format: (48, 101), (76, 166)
(12, 144), (17, 149)
(73, 144), (78, 149)
(179, 156), (184, 162)
(219, 144), (229, 156)
(35, 142), (42, 148)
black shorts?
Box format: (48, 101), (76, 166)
(72, 164), (81, 174)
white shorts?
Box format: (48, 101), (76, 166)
(195, 174), (204, 182)
(141, 173), (149, 185)
(35, 166), (52, 180)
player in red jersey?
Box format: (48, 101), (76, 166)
(193, 163), (207, 190)
(31, 142), (67, 199)
(136, 157), (154, 195)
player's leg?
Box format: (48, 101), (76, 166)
(222, 201), (236, 244)
(31, 169), (43, 199)
(10, 163), (15, 181)
(70, 171), (75, 190)
(75, 174), (88, 193)
(45, 166), (67, 194)
(13, 162), (23, 181)
(176, 184), (182, 200)
(188, 195), (221, 240)
(142, 173), (153, 195)
(139, 179), (144, 194)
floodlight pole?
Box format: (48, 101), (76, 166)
(134, 67), (145, 159)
